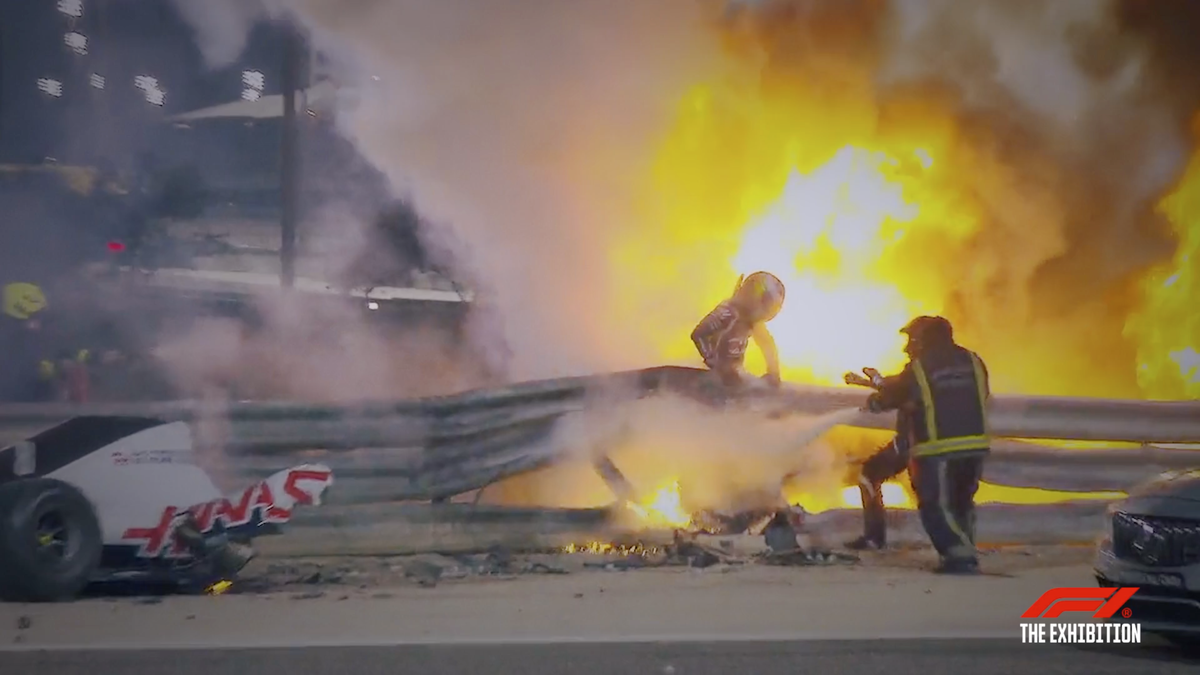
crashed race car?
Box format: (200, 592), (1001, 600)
(0, 416), (332, 602)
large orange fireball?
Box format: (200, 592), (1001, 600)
(1125, 114), (1200, 400)
(597, 10), (1199, 522)
(622, 78), (1196, 400)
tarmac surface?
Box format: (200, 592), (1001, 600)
(2, 548), (1196, 673)
(2, 639), (1197, 675)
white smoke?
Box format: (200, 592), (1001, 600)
(880, 0), (1188, 270)
(168, 0), (271, 68)
(171, 0), (724, 382)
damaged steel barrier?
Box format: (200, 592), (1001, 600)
(0, 366), (1197, 559)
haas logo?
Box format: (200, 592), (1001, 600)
(121, 465), (333, 558)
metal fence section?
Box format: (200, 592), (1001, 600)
(1, 365), (1198, 554)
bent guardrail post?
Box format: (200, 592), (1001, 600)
(594, 455), (636, 504)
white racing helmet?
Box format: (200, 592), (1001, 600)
(734, 271), (785, 322)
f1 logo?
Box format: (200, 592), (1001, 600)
(1021, 587), (1140, 619)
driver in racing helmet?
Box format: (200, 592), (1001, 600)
(690, 271), (785, 389)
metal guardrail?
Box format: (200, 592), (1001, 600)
(1, 365), (1197, 554)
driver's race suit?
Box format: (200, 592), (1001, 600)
(691, 300), (754, 388)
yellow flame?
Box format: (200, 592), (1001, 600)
(626, 478), (693, 529)
(627, 61), (1199, 399)
(730, 147), (949, 383)
(549, 21), (1197, 522)
(838, 482), (911, 509)
(562, 541), (660, 555)
(1125, 115), (1200, 399)
(830, 482), (1122, 511)
(625, 82), (977, 389)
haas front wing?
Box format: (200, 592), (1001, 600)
(0, 416), (333, 585)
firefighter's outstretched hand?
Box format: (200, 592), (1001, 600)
(844, 371), (873, 388)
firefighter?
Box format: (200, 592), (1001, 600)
(858, 315), (991, 574)
(0, 282), (93, 403)
(690, 271), (785, 392)
(0, 282), (55, 402)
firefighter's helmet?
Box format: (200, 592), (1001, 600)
(734, 271), (786, 322)
(900, 315), (953, 356)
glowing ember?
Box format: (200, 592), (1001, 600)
(562, 542), (661, 556)
(626, 479), (692, 530)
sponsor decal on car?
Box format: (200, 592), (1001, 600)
(120, 464), (333, 558)
(111, 450), (194, 466)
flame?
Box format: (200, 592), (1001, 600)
(730, 147), (948, 383)
(562, 541), (660, 555)
(626, 80), (989, 388)
(626, 478), (693, 529)
(827, 481), (1122, 511)
(1124, 114), (1200, 400)
(839, 482), (911, 509)
(523, 12), (1197, 520)
(627, 67), (1197, 398)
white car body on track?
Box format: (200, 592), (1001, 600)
(0, 415), (332, 601)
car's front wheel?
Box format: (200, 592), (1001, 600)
(0, 478), (103, 602)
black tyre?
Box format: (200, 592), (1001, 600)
(0, 478), (102, 602)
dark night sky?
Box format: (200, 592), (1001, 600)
(0, 0), (297, 165)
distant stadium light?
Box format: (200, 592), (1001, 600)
(242, 70), (265, 90)
(64, 32), (88, 55)
(89, 73), (105, 90)
(241, 69), (265, 101)
(37, 78), (64, 98)
(134, 75), (165, 106)
(57, 0), (83, 17)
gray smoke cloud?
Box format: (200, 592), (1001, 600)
(166, 0), (1200, 399)
(169, 0), (724, 384)
(167, 0), (273, 68)
(874, 0), (1196, 397)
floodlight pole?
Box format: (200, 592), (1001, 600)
(279, 24), (302, 288)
